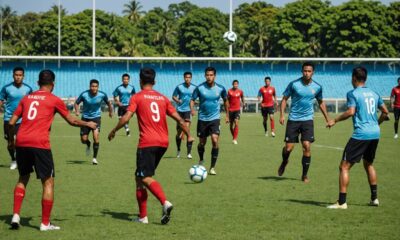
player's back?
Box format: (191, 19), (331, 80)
(348, 87), (383, 140)
(15, 90), (69, 149)
(129, 89), (176, 148)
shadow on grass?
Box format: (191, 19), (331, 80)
(258, 176), (298, 181)
(100, 209), (132, 222)
(0, 215), (38, 230)
(66, 160), (87, 165)
(163, 156), (178, 159)
(0, 164), (10, 168)
(283, 199), (331, 207)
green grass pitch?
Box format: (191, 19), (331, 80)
(0, 113), (399, 239)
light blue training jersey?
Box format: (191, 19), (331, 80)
(191, 82), (227, 121)
(282, 78), (323, 121)
(172, 83), (197, 112)
(347, 86), (384, 140)
(113, 84), (136, 106)
(76, 90), (109, 119)
(0, 82), (33, 123)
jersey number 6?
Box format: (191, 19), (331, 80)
(27, 101), (39, 120)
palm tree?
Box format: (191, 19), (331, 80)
(49, 4), (67, 16)
(154, 17), (176, 54)
(122, 37), (143, 56)
(1, 5), (17, 37)
(122, 0), (144, 25)
(249, 21), (269, 57)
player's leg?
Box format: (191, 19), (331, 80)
(134, 176), (149, 223)
(209, 133), (220, 175)
(338, 160), (354, 205)
(40, 176), (60, 230)
(394, 108), (399, 138)
(278, 120), (299, 176)
(4, 122), (17, 169)
(299, 120), (315, 182)
(175, 122), (183, 158)
(229, 111), (235, 138)
(363, 139), (379, 206)
(261, 107), (268, 135)
(119, 106), (130, 136)
(269, 112), (275, 137)
(92, 128), (100, 165)
(80, 121), (91, 156)
(278, 142), (295, 176)
(233, 117), (240, 143)
(198, 137), (207, 165)
(11, 174), (30, 229)
(185, 120), (193, 158)
(197, 120), (207, 164)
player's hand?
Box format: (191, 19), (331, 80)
(187, 136), (195, 143)
(87, 121), (97, 130)
(225, 115), (230, 124)
(191, 109), (196, 116)
(279, 115), (285, 125)
(75, 111), (80, 116)
(326, 119), (336, 128)
(108, 129), (116, 141)
(109, 112), (113, 118)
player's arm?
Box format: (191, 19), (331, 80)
(107, 100), (113, 118)
(170, 112), (195, 142)
(378, 103), (389, 125)
(114, 96), (122, 107)
(7, 114), (19, 148)
(224, 98), (230, 123)
(108, 111), (134, 141)
(74, 102), (80, 116)
(317, 99), (330, 123)
(63, 114), (97, 129)
(390, 91), (395, 109)
(172, 96), (182, 104)
(327, 107), (355, 128)
(273, 91), (279, 109)
(241, 94), (245, 111)
(190, 99), (196, 116)
(279, 96), (289, 125)
(0, 100), (3, 111)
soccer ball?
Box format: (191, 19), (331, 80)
(189, 165), (208, 183)
(223, 31), (237, 44)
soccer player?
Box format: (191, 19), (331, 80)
(113, 73), (136, 136)
(108, 67), (194, 225)
(172, 71), (196, 158)
(227, 79), (244, 144)
(74, 79), (113, 165)
(0, 67), (32, 170)
(258, 77), (278, 137)
(327, 67), (389, 209)
(278, 62), (330, 183)
(9, 70), (96, 231)
(390, 77), (400, 139)
(190, 67), (229, 175)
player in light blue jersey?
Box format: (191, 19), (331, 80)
(113, 73), (136, 136)
(74, 79), (113, 165)
(190, 67), (229, 175)
(0, 67), (32, 170)
(172, 71), (197, 159)
(327, 67), (389, 209)
(278, 62), (330, 182)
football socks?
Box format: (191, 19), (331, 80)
(301, 156), (311, 177)
(13, 187), (25, 215)
(211, 148), (219, 168)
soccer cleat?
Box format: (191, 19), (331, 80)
(301, 176), (310, 183)
(198, 160), (204, 166)
(161, 201), (173, 225)
(327, 201), (348, 209)
(265, 131), (268, 137)
(40, 223), (61, 231)
(271, 132), (276, 137)
(133, 216), (148, 224)
(395, 134), (398, 139)
(209, 168), (217, 175)
(278, 160), (288, 176)
(10, 214), (20, 229)
(177, 151), (181, 158)
(92, 158), (98, 165)
(85, 145), (91, 156)
(369, 198), (379, 207)
(126, 130), (131, 137)
(187, 153), (193, 159)
(232, 139), (238, 145)
(10, 161), (17, 170)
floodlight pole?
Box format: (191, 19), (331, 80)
(229, 0), (233, 70)
(92, 0), (96, 57)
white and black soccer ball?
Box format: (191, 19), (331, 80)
(223, 31), (237, 44)
(189, 165), (208, 183)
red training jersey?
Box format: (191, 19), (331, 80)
(127, 89), (176, 148)
(391, 86), (400, 108)
(227, 88), (243, 111)
(258, 86), (276, 107)
(14, 90), (69, 149)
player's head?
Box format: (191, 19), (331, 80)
(205, 67), (216, 85)
(232, 80), (239, 89)
(122, 73), (130, 85)
(140, 67), (156, 88)
(38, 69), (55, 91)
(302, 62), (315, 81)
(264, 76), (271, 86)
(89, 79), (99, 94)
(183, 71), (192, 85)
(352, 66), (367, 87)
(13, 67), (25, 85)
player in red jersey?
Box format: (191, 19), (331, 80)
(108, 68), (194, 225)
(227, 80), (244, 144)
(8, 70), (96, 231)
(257, 77), (278, 137)
(390, 77), (400, 139)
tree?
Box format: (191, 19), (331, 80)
(122, 0), (144, 25)
(1, 5), (17, 38)
(168, 1), (198, 19)
(48, 4), (67, 16)
(387, 2), (400, 57)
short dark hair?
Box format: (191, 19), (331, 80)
(90, 79), (99, 85)
(140, 67), (156, 85)
(232, 80), (239, 84)
(13, 67), (24, 74)
(205, 67), (216, 75)
(183, 71), (192, 77)
(302, 62), (315, 71)
(122, 73), (130, 79)
(265, 76), (271, 81)
(38, 69), (55, 86)
(352, 67), (368, 82)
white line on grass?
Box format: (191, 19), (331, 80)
(314, 144), (344, 151)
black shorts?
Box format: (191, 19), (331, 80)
(394, 107), (400, 121)
(284, 120), (314, 143)
(342, 138), (379, 163)
(135, 147), (167, 177)
(118, 105), (128, 117)
(80, 117), (101, 136)
(16, 147), (54, 179)
(229, 111), (241, 122)
(3, 121), (20, 141)
(197, 119), (220, 138)
(261, 107), (274, 117)
(178, 111), (191, 122)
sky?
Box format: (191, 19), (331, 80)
(0, 0), (398, 15)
